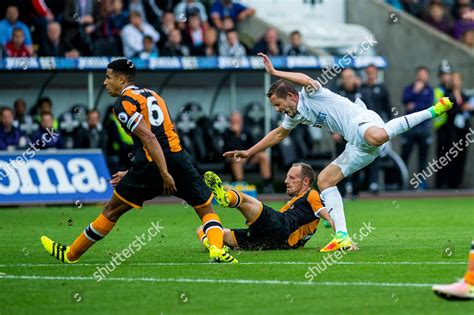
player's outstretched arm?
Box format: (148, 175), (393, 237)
(133, 120), (177, 195)
(223, 126), (290, 159)
(258, 52), (321, 91)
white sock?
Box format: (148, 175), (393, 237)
(320, 186), (347, 233)
(383, 109), (433, 139)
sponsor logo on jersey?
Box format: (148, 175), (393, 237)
(314, 112), (327, 128)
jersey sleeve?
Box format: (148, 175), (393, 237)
(308, 190), (325, 217)
(281, 114), (299, 130)
(113, 97), (143, 133)
(301, 82), (322, 99)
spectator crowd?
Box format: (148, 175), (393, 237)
(0, 0), (313, 59)
(386, 0), (474, 48)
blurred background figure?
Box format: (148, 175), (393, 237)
(139, 35), (159, 59)
(401, 66), (434, 190)
(174, 0), (208, 30)
(252, 27), (283, 56)
(161, 28), (190, 56)
(223, 112), (273, 193)
(219, 28), (246, 57)
(5, 27), (31, 57)
(0, 107), (25, 151)
(121, 11), (159, 58)
(39, 21), (79, 57)
(157, 11), (176, 50)
(0, 5), (33, 55)
(183, 12), (206, 55)
(210, 0), (255, 30)
(31, 113), (64, 149)
(285, 30), (309, 56)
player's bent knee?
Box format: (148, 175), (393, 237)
(365, 128), (388, 147)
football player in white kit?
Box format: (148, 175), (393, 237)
(224, 53), (453, 252)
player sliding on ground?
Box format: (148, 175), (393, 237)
(40, 59), (238, 264)
(432, 240), (474, 300)
(197, 163), (342, 251)
(224, 53), (454, 252)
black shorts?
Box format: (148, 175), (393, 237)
(231, 204), (291, 250)
(115, 150), (212, 209)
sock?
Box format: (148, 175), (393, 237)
(320, 186), (347, 233)
(196, 226), (207, 245)
(464, 240), (474, 285)
(383, 109), (432, 139)
(67, 213), (115, 261)
(226, 189), (243, 208)
(202, 213), (223, 249)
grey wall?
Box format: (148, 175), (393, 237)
(346, 0), (474, 188)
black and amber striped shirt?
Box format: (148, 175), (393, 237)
(279, 189), (325, 248)
(113, 85), (182, 165)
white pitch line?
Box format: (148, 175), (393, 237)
(0, 261), (465, 267)
(0, 274), (434, 288)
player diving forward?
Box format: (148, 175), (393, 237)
(224, 53), (453, 252)
(40, 59), (238, 264)
(197, 163), (337, 251)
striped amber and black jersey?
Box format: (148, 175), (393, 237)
(279, 189), (325, 248)
(113, 85), (182, 165)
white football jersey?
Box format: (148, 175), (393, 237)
(281, 86), (369, 143)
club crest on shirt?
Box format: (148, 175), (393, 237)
(313, 112), (327, 128)
(118, 112), (128, 123)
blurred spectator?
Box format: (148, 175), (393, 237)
(33, 97), (59, 130)
(423, 2), (454, 35)
(0, 6), (33, 55)
(223, 112), (273, 192)
(335, 68), (362, 197)
(219, 29), (246, 57)
(6, 28), (31, 57)
(361, 65), (392, 121)
(401, 66), (434, 189)
(129, 0), (163, 28)
(360, 65), (392, 193)
(63, 0), (100, 55)
(210, 0), (255, 30)
(285, 31), (309, 56)
(121, 11), (160, 58)
(38, 21), (79, 57)
(97, 0), (129, 39)
(31, 112), (64, 149)
(446, 72), (473, 187)
(452, 0), (474, 20)
(183, 13), (206, 55)
(139, 35), (159, 59)
(157, 11), (176, 50)
(13, 98), (37, 137)
(0, 108), (24, 151)
(174, 0), (208, 30)
(252, 27), (284, 56)
(74, 110), (108, 151)
(161, 28), (190, 56)
(217, 16), (235, 52)
(461, 28), (474, 47)
(194, 27), (218, 56)
(453, 5), (474, 39)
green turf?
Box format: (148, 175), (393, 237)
(1, 197), (474, 315)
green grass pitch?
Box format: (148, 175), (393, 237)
(1, 197), (473, 314)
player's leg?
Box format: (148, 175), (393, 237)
(432, 240), (474, 300)
(319, 144), (380, 252)
(228, 157), (245, 181)
(364, 97), (453, 147)
(41, 193), (132, 263)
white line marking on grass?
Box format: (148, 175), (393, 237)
(0, 261), (466, 267)
(0, 274), (434, 288)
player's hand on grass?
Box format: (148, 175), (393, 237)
(258, 53), (275, 75)
(110, 170), (128, 186)
(223, 150), (250, 160)
(161, 172), (177, 196)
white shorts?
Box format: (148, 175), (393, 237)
(332, 110), (386, 177)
